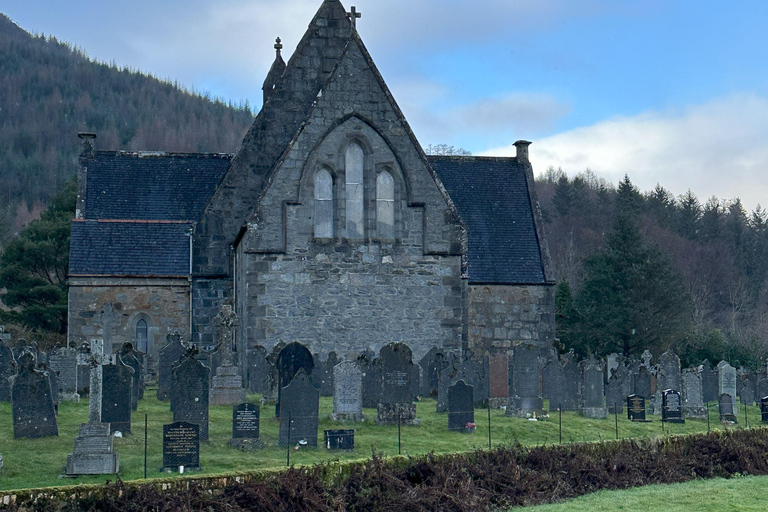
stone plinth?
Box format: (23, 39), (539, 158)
(581, 407), (608, 419)
(210, 365), (246, 405)
(377, 403), (419, 425)
(66, 423), (119, 475)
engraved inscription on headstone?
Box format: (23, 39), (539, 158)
(163, 421), (200, 470)
(718, 362), (738, 414)
(232, 403), (260, 439)
(661, 389), (684, 423)
(377, 343), (417, 424)
(332, 360), (364, 421)
(47, 346), (79, 401)
(279, 370), (319, 447)
(627, 394), (647, 422)
(172, 355), (210, 441)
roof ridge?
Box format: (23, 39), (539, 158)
(92, 151), (233, 159)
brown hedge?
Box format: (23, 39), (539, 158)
(13, 428), (768, 512)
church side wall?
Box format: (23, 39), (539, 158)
(467, 284), (555, 356)
(191, 276), (233, 347)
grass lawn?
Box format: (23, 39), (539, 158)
(516, 474), (768, 511)
(0, 389), (762, 491)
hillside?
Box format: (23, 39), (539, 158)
(0, 13), (254, 231)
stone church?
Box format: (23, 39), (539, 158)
(67, 0), (555, 373)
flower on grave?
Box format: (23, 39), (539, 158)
(466, 422), (477, 429)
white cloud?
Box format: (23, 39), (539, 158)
(484, 93), (768, 211)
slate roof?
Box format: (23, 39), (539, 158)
(429, 156), (549, 285)
(84, 151), (231, 221)
(70, 220), (191, 277)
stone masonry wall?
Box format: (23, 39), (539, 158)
(467, 284), (555, 356)
(68, 278), (190, 370)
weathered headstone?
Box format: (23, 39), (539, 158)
(230, 403), (262, 450)
(634, 366), (652, 399)
(118, 343), (142, 411)
(605, 371), (624, 414)
(279, 370), (319, 447)
(324, 429), (354, 450)
(641, 350), (653, 368)
(507, 344), (543, 417)
(210, 305), (246, 406)
(332, 360), (364, 421)
(11, 338), (28, 362)
(656, 352), (682, 394)
(717, 361), (738, 414)
(548, 360), (579, 411)
(682, 368), (707, 419)
(246, 345), (270, 394)
(488, 353), (509, 409)
(76, 342), (91, 395)
(627, 394), (647, 422)
(700, 361), (718, 403)
(66, 338), (119, 475)
(447, 379), (474, 432)
(359, 354), (381, 409)
(419, 347), (448, 397)
(0, 340), (16, 402)
(163, 421), (200, 471)
(38, 361), (59, 407)
(10, 351), (58, 438)
(758, 378), (768, 404)
(606, 353), (621, 381)
(102, 359), (134, 434)
(761, 396), (768, 424)
(661, 389), (684, 423)
(718, 393), (737, 423)
(47, 346), (79, 402)
(158, 331), (186, 401)
(275, 342), (314, 415)
(320, 352), (338, 397)
(473, 355), (490, 406)
(377, 342), (417, 425)
(172, 355), (210, 441)
(580, 356), (607, 418)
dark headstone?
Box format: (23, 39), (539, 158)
(580, 356), (607, 418)
(324, 429), (354, 450)
(758, 378), (768, 404)
(682, 368), (707, 419)
(700, 361), (718, 403)
(279, 370), (319, 447)
(419, 347), (448, 397)
(172, 356), (210, 441)
(102, 360), (134, 434)
(275, 342), (314, 416)
(320, 352), (338, 397)
(332, 360), (364, 421)
(548, 360), (579, 411)
(359, 354), (382, 409)
(38, 361), (59, 407)
(473, 356), (490, 406)
(739, 381), (755, 406)
(11, 339), (28, 362)
(488, 353), (509, 407)
(661, 389), (684, 423)
(118, 343), (142, 411)
(761, 396), (768, 424)
(10, 352), (58, 438)
(718, 393), (737, 423)
(158, 332), (186, 401)
(634, 366), (652, 399)
(447, 380), (474, 431)
(232, 403), (260, 439)
(76, 342), (91, 395)
(0, 341), (16, 402)
(377, 343), (417, 424)
(605, 372), (624, 414)
(47, 346), (79, 400)
(247, 345), (270, 394)
(627, 394), (647, 422)
(163, 421), (200, 471)
(507, 344), (543, 417)
(656, 352), (682, 394)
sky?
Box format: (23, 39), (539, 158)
(3, 0), (767, 211)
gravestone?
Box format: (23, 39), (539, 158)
(473, 355), (490, 406)
(163, 421), (200, 471)
(626, 394), (647, 422)
(230, 403), (262, 450)
(488, 353), (509, 409)
(605, 371), (624, 414)
(47, 346), (79, 401)
(102, 359), (134, 434)
(761, 396), (768, 424)
(447, 380), (474, 432)
(279, 370), (319, 447)
(700, 361), (718, 403)
(324, 429), (354, 450)
(320, 352), (338, 397)
(332, 360), (364, 421)
(275, 342), (314, 415)
(0, 340), (16, 402)
(717, 362), (738, 414)
(66, 339), (119, 475)
(682, 368), (707, 419)
(580, 356), (607, 418)
(210, 305), (246, 406)
(739, 382), (754, 406)
(76, 342), (91, 395)
(507, 344), (543, 417)
(542, 359), (557, 400)
(634, 366), (652, 399)
(359, 354), (381, 409)
(247, 345), (270, 394)
(758, 378), (768, 404)
(172, 355), (210, 441)
(656, 352), (682, 394)
(377, 342), (417, 425)
(158, 332), (186, 401)
(10, 351), (58, 438)
(11, 338), (28, 362)
(419, 347), (448, 397)
(661, 389), (684, 423)
(549, 360), (579, 411)
(436, 356), (462, 413)
(718, 393), (737, 423)
(38, 361), (59, 407)
(641, 350), (653, 368)
(118, 343), (142, 411)
(606, 353), (621, 381)
(412, 363), (422, 400)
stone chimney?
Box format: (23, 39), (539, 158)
(514, 140), (531, 163)
(76, 133), (96, 219)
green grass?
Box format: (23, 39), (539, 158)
(514, 474), (768, 511)
(0, 390), (761, 491)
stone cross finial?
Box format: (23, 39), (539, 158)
(274, 37), (283, 57)
(88, 338), (111, 424)
(215, 305), (239, 366)
(347, 6), (361, 30)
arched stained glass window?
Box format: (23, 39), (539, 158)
(377, 170), (395, 239)
(135, 319), (148, 353)
(314, 168), (333, 238)
(345, 142), (364, 239)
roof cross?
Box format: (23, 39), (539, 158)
(274, 37), (283, 57)
(347, 6), (361, 30)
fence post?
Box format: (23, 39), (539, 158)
(144, 413), (148, 479)
(559, 404), (562, 444)
(706, 401), (710, 432)
(487, 401), (492, 450)
(614, 404), (618, 440)
(745, 403), (748, 429)
(398, 409), (402, 456)
(287, 411), (292, 467)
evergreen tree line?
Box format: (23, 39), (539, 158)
(0, 13), (255, 227)
(538, 168), (768, 369)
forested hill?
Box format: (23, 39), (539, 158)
(0, 13), (254, 220)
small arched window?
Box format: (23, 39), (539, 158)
(314, 168), (334, 238)
(376, 170), (395, 239)
(345, 141), (364, 239)
(135, 319), (148, 353)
